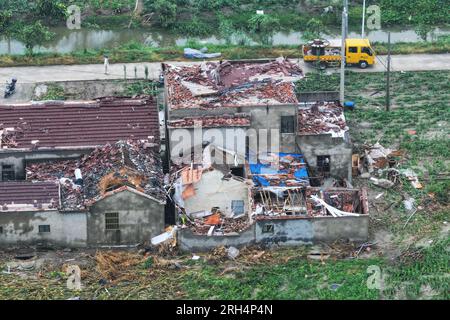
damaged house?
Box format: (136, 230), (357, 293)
(168, 145), (368, 251)
(0, 97), (166, 247)
(164, 58), (352, 183)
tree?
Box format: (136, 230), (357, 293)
(35, 0), (67, 25)
(0, 10), (13, 36)
(302, 18), (327, 42)
(146, 0), (177, 27)
(16, 21), (55, 55)
(248, 14), (279, 33)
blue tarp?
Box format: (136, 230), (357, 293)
(184, 48), (222, 59)
(249, 153), (309, 187)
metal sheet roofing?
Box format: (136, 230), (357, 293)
(0, 96), (159, 150)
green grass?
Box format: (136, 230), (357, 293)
(35, 83), (65, 100)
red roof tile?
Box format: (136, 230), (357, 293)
(0, 181), (59, 211)
(0, 97), (159, 150)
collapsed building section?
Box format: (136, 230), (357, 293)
(164, 59), (353, 183)
(0, 97), (166, 248)
(0, 96), (159, 181)
(296, 101), (352, 182)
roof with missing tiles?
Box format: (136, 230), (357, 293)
(164, 58), (303, 110)
(0, 96), (159, 151)
(297, 101), (349, 138)
(26, 140), (166, 211)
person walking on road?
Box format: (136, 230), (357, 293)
(104, 54), (109, 75)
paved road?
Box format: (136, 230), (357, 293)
(0, 54), (449, 85)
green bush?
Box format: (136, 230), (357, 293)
(146, 0), (177, 27)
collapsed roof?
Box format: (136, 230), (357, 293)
(252, 187), (369, 218)
(164, 58), (303, 109)
(297, 101), (349, 138)
(0, 96), (159, 151)
(26, 140), (165, 211)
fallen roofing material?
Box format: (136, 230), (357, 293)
(0, 96), (159, 150)
(26, 140), (165, 211)
(164, 57), (303, 109)
(297, 101), (348, 138)
(252, 187), (367, 218)
(168, 114), (251, 128)
(0, 181), (59, 212)
(248, 153), (310, 187)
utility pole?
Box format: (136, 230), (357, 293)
(340, 3), (348, 105)
(344, 0), (349, 39)
(362, 0), (366, 38)
(386, 32), (391, 111)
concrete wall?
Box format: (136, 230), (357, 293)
(178, 215), (369, 251)
(0, 210), (87, 247)
(296, 134), (352, 181)
(178, 226), (255, 251)
(87, 190), (165, 246)
(168, 104), (301, 158)
(183, 169), (250, 217)
(0, 148), (91, 181)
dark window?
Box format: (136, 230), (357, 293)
(348, 47), (358, 53)
(281, 116), (295, 134)
(0, 226), (3, 234)
(1, 165), (15, 181)
(262, 224), (274, 234)
(38, 225), (51, 233)
(105, 212), (120, 231)
(317, 155), (331, 177)
(361, 47), (373, 56)
(231, 167), (244, 177)
(231, 200), (245, 215)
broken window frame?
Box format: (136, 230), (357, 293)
(281, 115), (295, 134)
(38, 225), (51, 233)
(105, 212), (120, 231)
(317, 155), (331, 178)
(1, 164), (15, 181)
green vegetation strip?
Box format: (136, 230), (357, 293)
(0, 36), (449, 67)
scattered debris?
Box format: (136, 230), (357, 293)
(227, 247), (240, 260)
(370, 177), (395, 189)
(25, 140), (165, 211)
(164, 58), (303, 110)
(297, 102), (349, 138)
